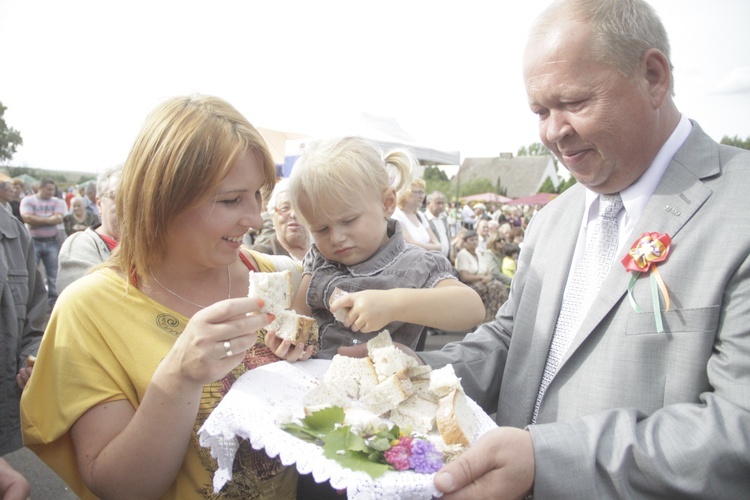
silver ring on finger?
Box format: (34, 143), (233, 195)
(223, 340), (233, 357)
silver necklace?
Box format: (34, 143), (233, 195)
(150, 266), (231, 309)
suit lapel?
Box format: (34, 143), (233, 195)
(556, 125), (718, 369)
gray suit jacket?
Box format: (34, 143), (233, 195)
(421, 122), (750, 498)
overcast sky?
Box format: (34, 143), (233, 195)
(2, 0), (749, 175)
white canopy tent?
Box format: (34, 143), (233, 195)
(281, 113), (460, 177)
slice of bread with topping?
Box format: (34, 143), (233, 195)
(248, 270), (319, 352)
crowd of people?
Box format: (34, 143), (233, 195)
(2, 0), (748, 498)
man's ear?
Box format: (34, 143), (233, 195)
(642, 48), (671, 109)
(383, 188), (398, 218)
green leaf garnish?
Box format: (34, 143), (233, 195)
(281, 406), (397, 479)
(322, 427), (392, 479)
(304, 406), (345, 432)
(279, 422), (324, 444)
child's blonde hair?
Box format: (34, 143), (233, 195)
(288, 136), (415, 226)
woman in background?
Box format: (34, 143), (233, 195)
(481, 231), (512, 287)
(250, 178), (311, 261)
(62, 196), (99, 237)
(391, 177), (442, 252)
(455, 230), (509, 322)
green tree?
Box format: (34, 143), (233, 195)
(423, 166), (454, 200)
(517, 142), (552, 156)
(558, 176), (577, 193)
(460, 177), (495, 197)
(423, 165), (449, 182)
(537, 176), (557, 194)
(494, 176), (507, 197)
(721, 135), (750, 150)
(0, 102), (23, 162)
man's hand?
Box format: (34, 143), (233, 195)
(434, 427), (534, 500)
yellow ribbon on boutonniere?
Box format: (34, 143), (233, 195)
(621, 232), (672, 333)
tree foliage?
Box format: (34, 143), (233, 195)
(537, 177), (557, 194)
(721, 135), (750, 150)
(0, 102), (23, 162)
(517, 142), (552, 157)
(423, 165), (454, 200)
(423, 165), (449, 182)
(557, 175), (577, 193)
(459, 177), (495, 197)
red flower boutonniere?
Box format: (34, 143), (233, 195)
(621, 232), (672, 333)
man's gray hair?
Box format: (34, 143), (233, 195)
(534, 0), (673, 93)
(426, 190), (446, 203)
(97, 164), (124, 197)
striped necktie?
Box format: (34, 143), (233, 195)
(533, 193), (623, 423)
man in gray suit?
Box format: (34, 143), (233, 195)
(415, 0), (750, 497)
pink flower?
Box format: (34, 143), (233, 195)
(384, 438), (412, 471)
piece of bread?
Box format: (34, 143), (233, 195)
(389, 395), (439, 434)
(304, 383), (353, 409)
(406, 365), (432, 380)
(249, 270), (319, 352)
(248, 270), (294, 311)
(320, 355), (379, 401)
(27, 355), (36, 368)
(410, 379), (440, 403)
(429, 364), (462, 398)
(359, 372), (414, 416)
(366, 329), (394, 352)
(269, 310), (317, 344)
(369, 345), (419, 383)
(435, 389), (478, 448)
(328, 287), (350, 323)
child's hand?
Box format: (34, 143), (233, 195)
(331, 289), (397, 333)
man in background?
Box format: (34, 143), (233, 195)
(19, 178), (67, 309)
(0, 183), (13, 214)
(83, 182), (99, 217)
(0, 204), (45, 457)
(423, 191), (451, 260)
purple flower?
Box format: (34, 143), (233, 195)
(408, 439), (442, 474)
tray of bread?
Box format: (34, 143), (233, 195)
(198, 331), (497, 499)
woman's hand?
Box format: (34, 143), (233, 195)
(163, 297), (273, 384)
(16, 367), (32, 389)
(265, 330), (315, 362)
(0, 457), (31, 500)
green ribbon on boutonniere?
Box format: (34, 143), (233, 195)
(621, 232), (672, 333)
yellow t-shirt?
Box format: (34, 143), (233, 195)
(21, 250), (299, 499)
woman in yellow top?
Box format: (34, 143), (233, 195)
(21, 95), (307, 499)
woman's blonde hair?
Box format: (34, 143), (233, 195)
(288, 137), (414, 226)
(486, 231), (506, 257)
(397, 177), (427, 210)
(109, 94), (275, 279)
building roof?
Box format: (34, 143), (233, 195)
(458, 154), (558, 199)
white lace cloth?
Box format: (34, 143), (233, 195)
(198, 360), (498, 499)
